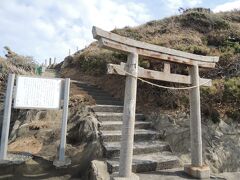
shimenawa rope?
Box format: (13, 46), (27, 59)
(114, 65), (211, 90)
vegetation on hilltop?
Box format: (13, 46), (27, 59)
(0, 47), (36, 94)
(61, 9), (240, 123)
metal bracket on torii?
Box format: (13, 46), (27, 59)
(92, 26), (219, 179)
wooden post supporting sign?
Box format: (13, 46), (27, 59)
(53, 78), (71, 167)
(0, 74), (15, 161)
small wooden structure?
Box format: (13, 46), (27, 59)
(92, 26), (219, 179)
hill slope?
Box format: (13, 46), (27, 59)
(60, 9), (240, 123)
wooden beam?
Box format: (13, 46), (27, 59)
(92, 26), (219, 63)
(107, 63), (212, 87)
(100, 38), (215, 68)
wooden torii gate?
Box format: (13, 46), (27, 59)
(92, 26), (219, 179)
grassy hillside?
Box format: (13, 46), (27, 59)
(0, 47), (36, 81)
(60, 9), (240, 123)
(0, 47), (36, 101)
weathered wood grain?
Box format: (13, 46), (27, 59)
(119, 53), (138, 177)
(92, 26), (219, 64)
(107, 63), (212, 86)
(189, 65), (203, 166)
(99, 38), (216, 68)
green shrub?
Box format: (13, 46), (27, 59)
(226, 109), (240, 123)
(146, 20), (158, 26)
(180, 12), (230, 33)
(175, 45), (210, 55)
(211, 109), (220, 123)
(218, 52), (235, 67)
(207, 30), (229, 46)
(79, 57), (107, 75)
(117, 27), (143, 40)
(112, 52), (127, 62)
(202, 105), (220, 124)
(139, 60), (150, 68)
(222, 41), (240, 54)
(223, 77), (240, 103)
(201, 80), (224, 104)
(190, 45), (210, 55)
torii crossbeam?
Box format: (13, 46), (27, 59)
(92, 26), (219, 180)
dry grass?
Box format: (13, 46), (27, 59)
(0, 48), (36, 82)
(60, 9), (240, 122)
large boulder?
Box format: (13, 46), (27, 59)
(61, 56), (74, 69)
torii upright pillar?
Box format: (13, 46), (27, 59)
(114, 52), (139, 180)
(184, 65), (210, 179)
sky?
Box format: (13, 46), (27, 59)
(0, 0), (239, 63)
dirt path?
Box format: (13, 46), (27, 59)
(42, 69), (58, 78)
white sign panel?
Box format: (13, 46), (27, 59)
(14, 76), (63, 109)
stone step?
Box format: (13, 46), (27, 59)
(100, 121), (151, 131)
(71, 80), (86, 84)
(78, 86), (107, 93)
(91, 105), (123, 113)
(95, 100), (123, 106)
(107, 152), (180, 173)
(81, 89), (107, 94)
(90, 95), (120, 101)
(87, 91), (112, 97)
(95, 112), (144, 122)
(103, 141), (171, 158)
(101, 129), (160, 142)
(76, 83), (99, 89)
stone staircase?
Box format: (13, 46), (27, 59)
(76, 82), (180, 174)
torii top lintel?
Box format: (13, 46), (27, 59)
(92, 26), (219, 68)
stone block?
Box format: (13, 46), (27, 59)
(53, 157), (71, 168)
(89, 160), (110, 180)
(184, 164), (210, 179)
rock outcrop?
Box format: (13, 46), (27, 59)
(148, 112), (240, 173)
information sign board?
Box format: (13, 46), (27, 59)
(14, 76), (62, 109)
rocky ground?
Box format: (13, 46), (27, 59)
(138, 168), (240, 180)
(147, 112), (240, 174)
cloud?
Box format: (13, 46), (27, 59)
(0, 0), (152, 63)
(213, 0), (240, 12)
(165, 0), (202, 12)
